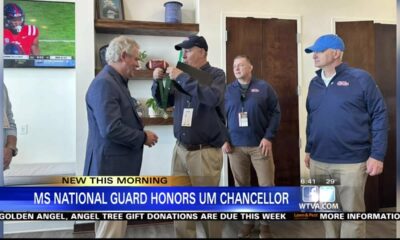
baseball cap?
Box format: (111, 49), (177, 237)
(305, 34), (345, 53)
(175, 35), (208, 51)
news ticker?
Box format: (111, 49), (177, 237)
(3, 55), (74, 60)
(4, 54), (75, 68)
(0, 212), (398, 221)
(0, 177), (343, 212)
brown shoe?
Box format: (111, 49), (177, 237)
(259, 224), (272, 238)
(238, 223), (255, 238)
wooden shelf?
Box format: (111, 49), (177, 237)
(95, 19), (199, 37)
(132, 69), (153, 79)
(142, 117), (173, 125)
(95, 68), (153, 80)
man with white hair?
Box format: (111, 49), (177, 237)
(304, 34), (388, 238)
(84, 36), (158, 238)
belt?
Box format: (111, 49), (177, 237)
(177, 141), (213, 151)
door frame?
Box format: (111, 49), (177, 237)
(220, 12), (303, 186)
(332, 17), (396, 33)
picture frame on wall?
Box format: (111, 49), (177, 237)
(96, 0), (124, 20)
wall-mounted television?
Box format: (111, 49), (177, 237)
(3, 0), (75, 68)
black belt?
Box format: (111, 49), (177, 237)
(177, 141), (213, 151)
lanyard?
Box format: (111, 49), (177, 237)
(158, 50), (184, 110)
(158, 76), (171, 110)
(239, 81), (251, 112)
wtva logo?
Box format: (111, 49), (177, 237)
(300, 186), (339, 211)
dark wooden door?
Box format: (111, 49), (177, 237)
(336, 21), (396, 210)
(374, 23), (396, 208)
(262, 19), (299, 186)
(226, 17), (263, 81)
(226, 17), (300, 186)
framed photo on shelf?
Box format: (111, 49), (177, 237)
(96, 0), (124, 20)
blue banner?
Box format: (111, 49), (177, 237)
(0, 186), (302, 212)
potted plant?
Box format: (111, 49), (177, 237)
(137, 50), (148, 70)
(145, 98), (161, 117)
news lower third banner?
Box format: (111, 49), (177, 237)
(0, 176), (358, 216)
(0, 186), (299, 212)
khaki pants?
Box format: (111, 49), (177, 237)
(95, 221), (127, 238)
(172, 143), (223, 238)
(228, 146), (275, 187)
(228, 146), (275, 225)
(310, 159), (368, 238)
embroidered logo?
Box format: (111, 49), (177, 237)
(250, 88), (260, 93)
(337, 81), (349, 87)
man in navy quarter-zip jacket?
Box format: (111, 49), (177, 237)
(152, 35), (226, 238)
(304, 34), (388, 238)
(222, 55), (280, 238)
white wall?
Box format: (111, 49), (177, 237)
(196, 0), (396, 178)
(4, 69), (75, 164)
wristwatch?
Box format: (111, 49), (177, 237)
(9, 147), (18, 157)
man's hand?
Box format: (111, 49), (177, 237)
(304, 153), (311, 169)
(366, 157), (384, 176)
(153, 68), (165, 80)
(3, 147), (13, 170)
(166, 67), (183, 80)
(144, 131), (159, 147)
(222, 142), (232, 154)
(259, 138), (272, 157)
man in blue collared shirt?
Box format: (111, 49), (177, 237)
(222, 55), (280, 238)
(152, 35), (226, 238)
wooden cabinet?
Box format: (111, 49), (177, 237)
(95, 19), (198, 125)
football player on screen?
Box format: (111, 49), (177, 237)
(4, 3), (40, 55)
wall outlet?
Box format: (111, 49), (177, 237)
(20, 124), (28, 135)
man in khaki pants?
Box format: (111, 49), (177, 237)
(152, 35), (226, 238)
(304, 34), (388, 238)
(222, 55), (281, 238)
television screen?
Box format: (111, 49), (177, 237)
(3, 0), (75, 68)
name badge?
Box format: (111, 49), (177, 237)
(181, 108), (193, 127)
(238, 112), (248, 127)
